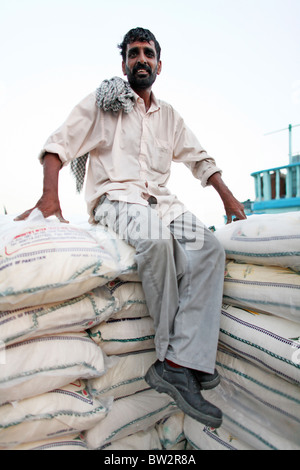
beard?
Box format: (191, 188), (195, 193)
(125, 62), (158, 90)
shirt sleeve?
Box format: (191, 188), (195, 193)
(172, 112), (222, 187)
(38, 92), (100, 166)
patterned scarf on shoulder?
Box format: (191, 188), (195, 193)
(70, 77), (135, 193)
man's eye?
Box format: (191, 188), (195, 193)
(145, 50), (155, 57)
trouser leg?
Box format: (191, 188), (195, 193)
(167, 211), (225, 373)
(94, 198), (184, 360)
(94, 199), (225, 373)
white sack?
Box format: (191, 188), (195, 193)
(216, 347), (300, 439)
(0, 332), (106, 404)
(89, 350), (156, 399)
(106, 280), (149, 319)
(0, 380), (110, 448)
(215, 212), (300, 271)
(101, 427), (162, 450)
(194, 360), (300, 450)
(85, 221), (139, 281)
(0, 212), (124, 310)
(89, 316), (155, 355)
(185, 381), (300, 449)
(0, 286), (116, 346)
(156, 412), (185, 450)
(184, 416), (254, 450)
(219, 304), (300, 385)
(7, 433), (88, 450)
(85, 389), (178, 449)
(223, 260), (300, 322)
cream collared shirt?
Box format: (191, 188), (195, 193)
(39, 89), (221, 224)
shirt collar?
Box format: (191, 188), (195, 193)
(132, 89), (160, 113)
(150, 92), (160, 112)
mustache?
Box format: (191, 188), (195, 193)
(133, 63), (152, 74)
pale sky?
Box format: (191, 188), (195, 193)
(1, 0), (299, 226)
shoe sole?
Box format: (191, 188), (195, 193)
(199, 374), (221, 390)
(145, 366), (222, 428)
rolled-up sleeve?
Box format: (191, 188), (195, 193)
(172, 113), (222, 187)
(38, 92), (100, 166)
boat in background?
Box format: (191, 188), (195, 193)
(243, 123), (300, 215)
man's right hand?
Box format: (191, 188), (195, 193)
(14, 152), (69, 223)
(14, 194), (69, 223)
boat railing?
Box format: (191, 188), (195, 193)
(251, 162), (300, 202)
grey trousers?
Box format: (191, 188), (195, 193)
(94, 198), (225, 373)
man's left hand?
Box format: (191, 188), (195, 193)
(207, 172), (247, 224)
(223, 194), (247, 224)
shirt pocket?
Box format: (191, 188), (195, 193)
(149, 139), (172, 174)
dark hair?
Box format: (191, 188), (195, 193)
(118, 27), (161, 61)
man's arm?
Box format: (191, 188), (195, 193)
(14, 153), (69, 223)
(208, 172), (246, 223)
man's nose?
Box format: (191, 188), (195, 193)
(138, 51), (147, 63)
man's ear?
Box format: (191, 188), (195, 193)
(157, 60), (162, 75)
(122, 61), (127, 76)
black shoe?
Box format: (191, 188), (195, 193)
(145, 360), (222, 428)
(194, 369), (220, 390)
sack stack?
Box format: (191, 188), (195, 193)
(0, 211), (182, 450)
(1, 209), (300, 450)
(184, 212), (300, 450)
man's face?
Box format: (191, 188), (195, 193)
(122, 40), (162, 91)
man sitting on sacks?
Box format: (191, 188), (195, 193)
(15, 27), (246, 428)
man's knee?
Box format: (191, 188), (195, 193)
(136, 232), (173, 257)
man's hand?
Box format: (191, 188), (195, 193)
(14, 152), (69, 223)
(208, 172), (247, 224)
(14, 193), (69, 223)
(222, 193), (247, 224)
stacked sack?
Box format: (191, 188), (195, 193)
(83, 278), (182, 450)
(0, 210), (183, 450)
(184, 212), (300, 450)
(4, 206), (300, 451)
